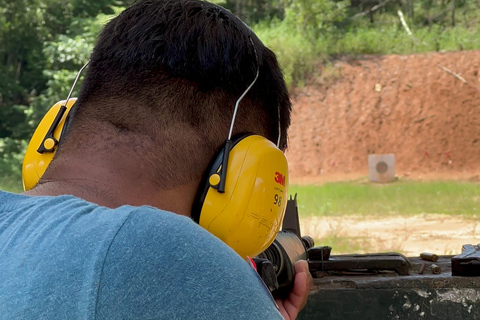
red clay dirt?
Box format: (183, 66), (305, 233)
(286, 50), (480, 183)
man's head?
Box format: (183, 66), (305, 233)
(48, 0), (291, 199)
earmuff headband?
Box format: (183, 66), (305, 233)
(217, 139), (232, 193)
(216, 37), (260, 193)
(36, 105), (67, 153)
(37, 62), (89, 154)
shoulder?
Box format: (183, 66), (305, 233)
(96, 206), (282, 319)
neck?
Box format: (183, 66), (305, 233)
(23, 150), (199, 217)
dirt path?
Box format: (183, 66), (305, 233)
(300, 214), (479, 256)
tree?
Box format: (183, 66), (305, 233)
(284, 0), (350, 38)
(0, 0), (125, 190)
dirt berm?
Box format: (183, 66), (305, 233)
(286, 50), (480, 183)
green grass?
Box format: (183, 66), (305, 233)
(289, 180), (480, 217)
(254, 18), (480, 86)
(326, 24), (480, 56)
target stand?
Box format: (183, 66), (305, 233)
(368, 154), (395, 183)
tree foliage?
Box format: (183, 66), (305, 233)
(0, 0), (126, 187)
(285, 0), (350, 36)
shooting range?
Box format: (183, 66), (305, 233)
(285, 51), (480, 320)
(2, 1), (480, 319)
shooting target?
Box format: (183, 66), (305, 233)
(368, 154), (395, 183)
(376, 161), (388, 174)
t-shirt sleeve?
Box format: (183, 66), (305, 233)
(95, 207), (283, 320)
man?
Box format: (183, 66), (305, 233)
(0, 0), (312, 319)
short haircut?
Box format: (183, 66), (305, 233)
(62, 0), (291, 188)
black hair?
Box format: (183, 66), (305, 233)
(63, 0), (291, 188)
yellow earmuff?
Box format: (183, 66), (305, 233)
(22, 99), (76, 191)
(192, 135), (289, 259)
(23, 62), (88, 191)
(189, 39), (290, 258)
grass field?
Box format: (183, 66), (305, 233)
(4, 179), (479, 216)
(291, 179), (480, 254)
(290, 180), (480, 218)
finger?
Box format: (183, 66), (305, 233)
(279, 271), (307, 320)
(276, 260), (313, 320)
(297, 261), (313, 295)
(294, 260), (309, 274)
(293, 260), (312, 309)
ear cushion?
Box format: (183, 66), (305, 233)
(22, 99), (77, 191)
(192, 135), (289, 258)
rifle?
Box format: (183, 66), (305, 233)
(254, 194), (411, 299)
(253, 194), (314, 299)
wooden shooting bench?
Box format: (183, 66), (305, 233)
(279, 198), (480, 319)
(298, 253), (480, 320)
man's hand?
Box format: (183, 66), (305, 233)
(275, 260), (313, 320)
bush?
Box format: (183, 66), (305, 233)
(254, 18), (320, 86)
(254, 13), (480, 87)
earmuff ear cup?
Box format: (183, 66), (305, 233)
(22, 99), (77, 191)
(193, 135), (289, 258)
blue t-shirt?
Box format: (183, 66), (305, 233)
(0, 191), (282, 319)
